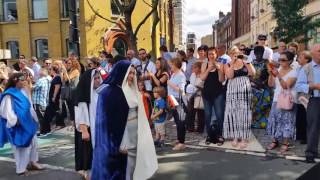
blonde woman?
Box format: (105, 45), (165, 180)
(223, 47), (256, 149)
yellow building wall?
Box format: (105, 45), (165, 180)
(1, 0), (171, 60)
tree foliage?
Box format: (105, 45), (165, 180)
(271, 0), (320, 43)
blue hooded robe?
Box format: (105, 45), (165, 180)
(91, 60), (132, 180)
(0, 88), (38, 148)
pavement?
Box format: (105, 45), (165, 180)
(0, 122), (318, 179)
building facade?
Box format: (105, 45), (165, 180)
(231, 0), (251, 46)
(250, 0), (277, 47)
(201, 34), (213, 47)
(305, 0), (320, 49)
(213, 12), (232, 49)
(0, 0), (171, 61)
(186, 32), (196, 50)
(173, 0), (186, 50)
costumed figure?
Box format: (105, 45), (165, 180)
(91, 60), (158, 180)
(250, 46), (273, 128)
(0, 73), (44, 175)
(74, 66), (103, 179)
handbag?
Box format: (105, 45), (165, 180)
(193, 92), (204, 109)
(277, 89), (294, 110)
(60, 82), (71, 101)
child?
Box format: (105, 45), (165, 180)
(138, 81), (152, 125)
(151, 86), (167, 147)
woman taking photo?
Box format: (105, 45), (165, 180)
(150, 57), (169, 90)
(0, 73), (43, 175)
(167, 58), (187, 151)
(201, 47), (225, 145)
(223, 47), (256, 149)
(267, 51), (298, 153)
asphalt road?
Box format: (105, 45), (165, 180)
(0, 147), (315, 180)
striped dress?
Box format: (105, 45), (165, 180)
(223, 66), (253, 139)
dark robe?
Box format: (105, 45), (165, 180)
(91, 61), (132, 180)
(74, 69), (94, 171)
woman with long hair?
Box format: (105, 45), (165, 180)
(177, 50), (188, 72)
(150, 57), (169, 90)
(0, 73), (44, 175)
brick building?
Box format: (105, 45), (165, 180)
(212, 12), (232, 49)
(231, 0), (251, 46)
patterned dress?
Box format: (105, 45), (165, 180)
(251, 59), (273, 129)
(224, 66), (253, 139)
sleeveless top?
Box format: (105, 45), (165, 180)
(203, 70), (224, 101)
(234, 65), (249, 78)
(152, 71), (168, 89)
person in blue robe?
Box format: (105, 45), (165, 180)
(0, 73), (44, 175)
(91, 60), (158, 180)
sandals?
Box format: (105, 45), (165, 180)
(239, 140), (248, 149)
(173, 143), (186, 151)
(217, 137), (225, 146)
(231, 139), (238, 147)
(267, 141), (279, 150)
(280, 143), (289, 153)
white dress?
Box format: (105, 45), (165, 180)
(0, 89), (39, 174)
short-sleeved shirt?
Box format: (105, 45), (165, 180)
(49, 75), (62, 104)
(167, 71), (186, 98)
(248, 46), (273, 63)
(141, 60), (156, 91)
(153, 98), (166, 123)
(217, 54), (231, 65)
(273, 69), (298, 103)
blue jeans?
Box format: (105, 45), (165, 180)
(204, 93), (226, 139)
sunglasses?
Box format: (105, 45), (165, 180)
(258, 39), (266, 41)
(17, 76), (26, 81)
(239, 49), (245, 51)
(279, 58), (289, 62)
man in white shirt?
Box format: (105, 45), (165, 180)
(272, 39), (287, 64)
(288, 42), (300, 69)
(248, 34), (273, 63)
(138, 48), (156, 93)
(19, 58), (34, 78)
(29, 57), (41, 81)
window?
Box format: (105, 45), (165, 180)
(32, 0), (48, 19)
(35, 39), (48, 59)
(2, 0), (17, 22)
(6, 41), (19, 59)
(111, 0), (129, 16)
(61, 0), (69, 18)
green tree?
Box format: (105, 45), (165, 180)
(271, 0), (320, 43)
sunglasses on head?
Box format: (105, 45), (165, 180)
(258, 38), (266, 41)
(17, 76), (26, 81)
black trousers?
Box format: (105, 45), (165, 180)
(186, 96), (205, 132)
(34, 104), (46, 134)
(75, 128), (92, 171)
(306, 97), (320, 158)
(172, 108), (186, 144)
(43, 101), (59, 133)
(296, 104), (307, 141)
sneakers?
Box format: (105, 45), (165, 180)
(154, 140), (165, 148)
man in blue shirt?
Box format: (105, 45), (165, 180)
(295, 44), (320, 163)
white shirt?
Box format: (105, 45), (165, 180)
(131, 57), (141, 67)
(273, 69), (298, 103)
(248, 46), (273, 63)
(272, 52), (281, 63)
(167, 71), (186, 98)
(141, 60), (156, 91)
(32, 63), (41, 81)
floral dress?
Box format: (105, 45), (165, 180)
(250, 59), (273, 129)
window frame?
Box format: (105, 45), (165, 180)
(61, 0), (69, 18)
(35, 39), (49, 59)
(2, 0), (18, 22)
(32, 0), (48, 20)
(6, 40), (19, 59)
